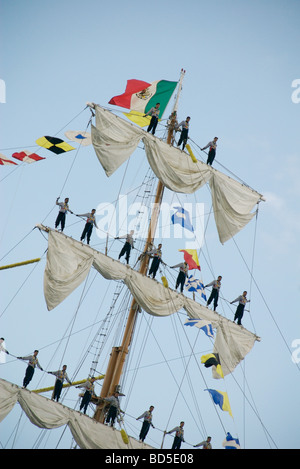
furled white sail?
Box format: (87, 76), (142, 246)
(209, 171), (260, 243)
(143, 137), (212, 194)
(0, 379), (152, 449)
(91, 105), (263, 244)
(91, 105), (142, 177)
(42, 230), (260, 378)
(43, 230), (94, 309)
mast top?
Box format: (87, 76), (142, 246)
(172, 69), (186, 114)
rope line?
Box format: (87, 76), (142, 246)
(0, 105), (287, 451)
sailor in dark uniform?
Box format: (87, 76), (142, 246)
(201, 137), (218, 166)
(205, 276), (222, 311)
(136, 405), (155, 442)
(18, 350), (43, 388)
(165, 421), (185, 449)
(177, 116), (191, 150)
(104, 391), (124, 426)
(172, 262), (189, 293)
(147, 244), (163, 279)
(48, 365), (72, 402)
(193, 436), (212, 449)
(0, 337), (9, 356)
(55, 197), (73, 232)
(116, 230), (134, 264)
(77, 377), (96, 414)
(144, 103), (160, 135)
(231, 291), (250, 325)
(77, 209), (98, 245)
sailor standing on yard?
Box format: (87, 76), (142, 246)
(48, 365), (72, 402)
(77, 377), (96, 414)
(177, 116), (191, 150)
(136, 405), (155, 442)
(55, 197), (73, 232)
(0, 337), (9, 356)
(167, 111), (178, 144)
(205, 276), (222, 311)
(147, 244), (163, 279)
(231, 291), (250, 325)
(144, 103), (160, 135)
(17, 350), (43, 389)
(201, 137), (218, 166)
(193, 436), (212, 449)
(103, 391), (124, 427)
(171, 262), (189, 293)
(77, 209), (98, 245)
(116, 230), (134, 264)
(165, 421), (185, 449)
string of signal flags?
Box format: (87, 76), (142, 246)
(0, 131), (92, 166)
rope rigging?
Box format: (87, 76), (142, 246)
(1, 103), (294, 451)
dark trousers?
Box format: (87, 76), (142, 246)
(234, 304), (245, 325)
(139, 421), (150, 441)
(149, 258), (161, 278)
(176, 272), (187, 292)
(207, 149), (216, 165)
(147, 116), (158, 135)
(81, 222), (93, 244)
(172, 436), (182, 449)
(53, 380), (63, 401)
(207, 288), (219, 310)
(106, 406), (118, 426)
(55, 212), (66, 231)
(80, 391), (92, 414)
(23, 365), (34, 388)
(118, 242), (131, 263)
(178, 129), (188, 149)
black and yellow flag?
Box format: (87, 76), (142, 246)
(36, 136), (75, 155)
(201, 353), (224, 378)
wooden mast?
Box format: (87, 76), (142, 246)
(93, 69), (185, 423)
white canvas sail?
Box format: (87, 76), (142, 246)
(43, 230), (260, 378)
(91, 106), (142, 177)
(209, 171), (260, 243)
(91, 105), (263, 244)
(0, 379), (152, 449)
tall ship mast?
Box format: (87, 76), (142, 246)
(0, 70), (269, 449)
(94, 70), (186, 422)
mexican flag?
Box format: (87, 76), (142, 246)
(108, 79), (151, 109)
(109, 79), (178, 127)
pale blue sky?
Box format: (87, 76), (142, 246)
(1, 0), (300, 449)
